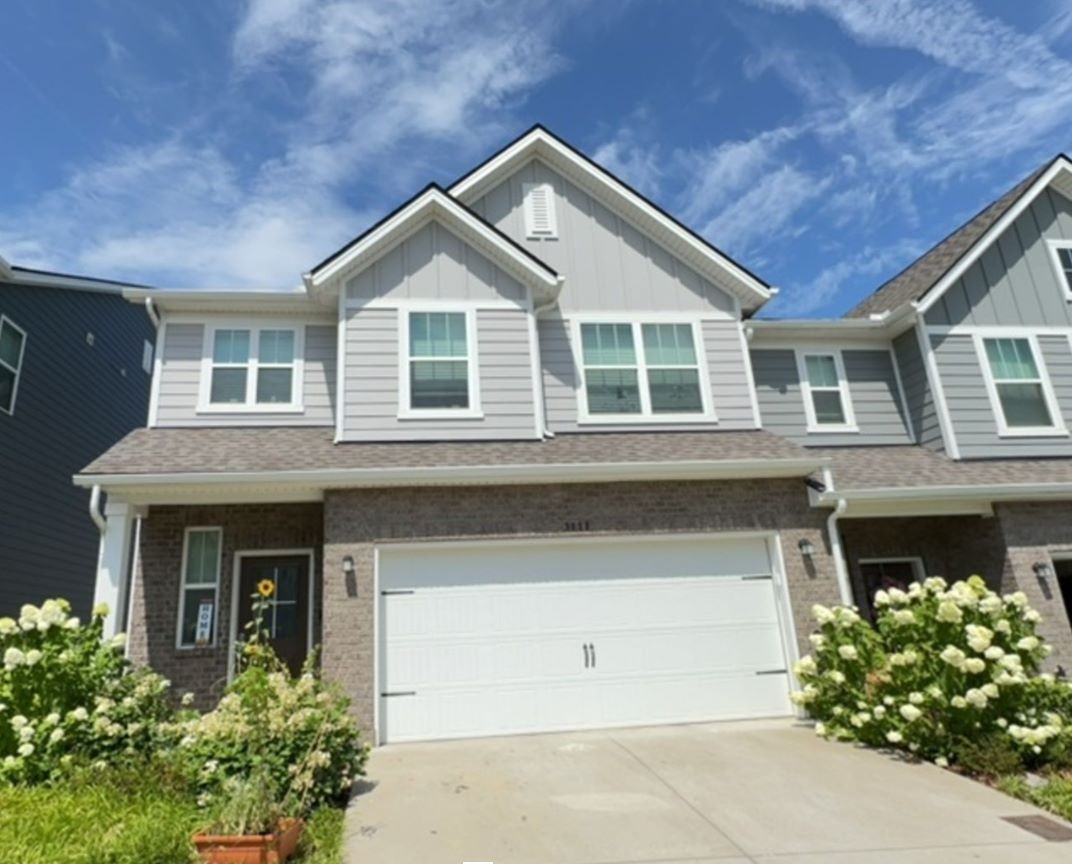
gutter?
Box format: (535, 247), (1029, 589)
(827, 498), (853, 606)
(815, 481), (1072, 506)
(88, 485), (107, 534)
(74, 456), (830, 492)
(533, 293), (562, 438)
(144, 297), (160, 329)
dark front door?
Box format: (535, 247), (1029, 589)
(238, 555), (310, 676)
(1055, 560), (1072, 639)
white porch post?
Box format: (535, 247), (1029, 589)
(93, 500), (143, 639)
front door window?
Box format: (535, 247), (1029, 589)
(238, 555), (310, 676)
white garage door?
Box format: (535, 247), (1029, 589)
(378, 534), (794, 743)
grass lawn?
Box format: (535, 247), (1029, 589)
(999, 773), (1072, 823)
(0, 776), (345, 864)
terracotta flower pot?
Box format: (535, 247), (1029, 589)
(193, 817), (304, 864)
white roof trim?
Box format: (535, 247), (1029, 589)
(915, 156), (1072, 317)
(1, 264), (149, 294)
(122, 288), (323, 313)
(303, 186), (562, 305)
(75, 456), (828, 503)
(449, 127), (772, 312)
(817, 480), (1072, 506)
(0, 255), (12, 281)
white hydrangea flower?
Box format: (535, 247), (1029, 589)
(924, 577), (948, 592)
(899, 704), (922, 722)
(873, 590), (890, 607)
(883, 696), (895, 706)
(965, 688), (988, 708)
(812, 605), (835, 625)
(1003, 592), (1028, 608)
(814, 722), (826, 737)
(9, 715), (27, 730)
(837, 645), (858, 661)
(19, 725), (34, 742)
(963, 658), (986, 674)
(965, 624), (993, 653)
(984, 645), (1005, 660)
(999, 654), (1023, 671)
(909, 692), (924, 705)
(935, 756), (949, 767)
(997, 718), (1008, 728)
(892, 609), (915, 625)
(69, 707), (88, 722)
(0, 617), (16, 635)
(982, 683), (999, 699)
(939, 645), (966, 669)
(1016, 636), (1039, 652)
(827, 670), (846, 685)
(951, 696), (968, 709)
(43, 713), (59, 726)
(979, 594), (1003, 615)
(1024, 609), (1041, 623)
(794, 655), (817, 676)
(92, 602), (110, 618)
(886, 731), (903, 743)
(17, 743), (33, 757)
(887, 588), (909, 605)
(874, 705), (887, 718)
(937, 601), (963, 623)
(49, 728), (64, 744)
(995, 619), (1012, 635)
(24, 649), (42, 666)
(110, 633), (127, 649)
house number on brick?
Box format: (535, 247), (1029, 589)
(564, 520), (591, 532)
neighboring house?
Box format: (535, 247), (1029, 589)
(77, 126), (1072, 745)
(0, 256), (155, 617)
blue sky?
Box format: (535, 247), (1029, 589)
(2, 0), (1072, 317)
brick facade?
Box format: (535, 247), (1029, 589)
(128, 503), (323, 707)
(321, 478), (841, 737)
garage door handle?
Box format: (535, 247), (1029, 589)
(583, 643), (590, 668)
(755, 669), (787, 676)
(590, 643), (596, 668)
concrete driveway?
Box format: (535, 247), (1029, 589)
(344, 720), (1072, 863)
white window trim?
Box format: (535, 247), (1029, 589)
(522, 181), (558, 239)
(0, 315), (27, 416)
(974, 333), (1068, 438)
(398, 307), (484, 420)
(1046, 239), (1072, 302)
(795, 349), (858, 434)
(572, 318), (717, 425)
(175, 526), (223, 650)
(196, 323), (305, 414)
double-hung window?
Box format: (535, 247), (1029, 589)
(578, 321), (709, 420)
(798, 351), (856, 432)
(1048, 240), (1072, 299)
(404, 311), (479, 415)
(177, 528), (222, 648)
(980, 336), (1063, 434)
(204, 327), (300, 410)
(0, 316), (26, 415)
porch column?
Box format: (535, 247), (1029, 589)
(93, 500), (144, 639)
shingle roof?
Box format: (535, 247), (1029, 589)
(81, 427), (816, 477)
(846, 160), (1054, 319)
(818, 445), (1072, 492)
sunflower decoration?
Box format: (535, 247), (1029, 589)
(257, 578), (276, 598)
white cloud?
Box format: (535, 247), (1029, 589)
(0, 0), (574, 287)
(592, 117), (664, 199)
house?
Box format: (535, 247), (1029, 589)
(76, 126), (1072, 745)
(0, 256), (155, 617)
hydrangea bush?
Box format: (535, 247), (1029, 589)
(0, 600), (171, 783)
(792, 576), (1072, 769)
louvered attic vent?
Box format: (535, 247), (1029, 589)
(523, 182), (558, 239)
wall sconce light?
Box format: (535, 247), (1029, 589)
(798, 538), (816, 558)
(1033, 561), (1054, 581)
(342, 555), (355, 575)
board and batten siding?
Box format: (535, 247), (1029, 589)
(469, 158), (737, 315)
(924, 189), (1072, 327)
(342, 307), (538, 441)
(540, 317), (756, 432)
(931, 331), (1072, 458)
(0, 282), (154, 617)
(750, 348), (912, 446)
(893, 330), (944, 452)
(154, 319), (336, 427)
(344, 220), (527, 305)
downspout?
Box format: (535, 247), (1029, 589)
(827, 498), (853, 606)
(533, 291), (560, 439)
(144, 297), (160, 329)
(89, 484), (107, 534)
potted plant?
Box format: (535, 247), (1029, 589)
(193, 766), (304, 864)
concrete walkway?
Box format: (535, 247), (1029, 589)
(344, 720), (1072, 863)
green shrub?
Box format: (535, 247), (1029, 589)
(0, 600), (172, 783)
(792, 575), (1072, 769)
(950, 732), (1024, 778)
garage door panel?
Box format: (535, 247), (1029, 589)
(379, 535), (793, 743)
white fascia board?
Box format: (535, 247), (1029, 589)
(449, 129), (771, 311)
(815, 481), (1072, 508)
(3, 267), (147, 295)
(0, 255), (13, 280)
(305, 188), (560, 303)
(75, 456), (829, 496)
(915, 157), (1072, 317)
(121, 288), (325, 314)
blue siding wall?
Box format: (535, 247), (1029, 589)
(0, 283), (154, 616)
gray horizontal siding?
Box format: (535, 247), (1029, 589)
(343, 307), (537, 441)
(345, 220), (526, 304)
(0, 282), (154, 617)
(932, 331), (1072, 458)
(155, 320), (336, 427)
(470, 158), (736, 315)
(925, 189), (1072, 327)
(541, 317), (756, 433)
(893, 329), (943, 452)
(750, 348), (912, 447)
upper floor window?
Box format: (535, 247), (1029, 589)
(1048, 240), (1072, 299)
(201, 326), (301, 412)
(402, 310), (481, 418)
(577, 321), (711, 422)
(980, 336), (1064, 435)
(0, 316), (26, 416)
(798, 351), (857, 433)
(523, 182), (558, 239)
